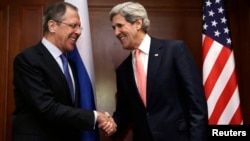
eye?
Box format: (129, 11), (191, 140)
(54, 20), (82, 30)
(117, 24), (123, 28)
(69, 23), (79, 28)
(112, 24), (123, 30)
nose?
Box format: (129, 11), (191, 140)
(75, 27), (81, 35)
(114, 28), (120, 36)
(113, 27), (120, 36)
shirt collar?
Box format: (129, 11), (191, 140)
(41, 37), (62, 59)
(137, 34), (151, 55)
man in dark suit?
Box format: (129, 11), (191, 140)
(11, 2), (116, 141)
(107, 1), (208, 141)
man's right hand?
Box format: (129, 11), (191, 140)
(96, 111), (117, 136)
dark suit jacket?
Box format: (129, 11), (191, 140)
(12, 41), (95, 141)
(113, 37), (208, 141)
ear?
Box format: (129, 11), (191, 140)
(48, 20), (57, 33)
(135, 18), (143, 30)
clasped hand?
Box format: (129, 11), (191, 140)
(96, 111), (117, 136)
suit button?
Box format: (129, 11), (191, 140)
(146, 112), (150, 116)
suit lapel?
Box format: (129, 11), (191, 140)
(147, 38), (164, 105)
(37, 42), (75, 105)
(122, 53), (145, 105)
(37, 42), (64, 79)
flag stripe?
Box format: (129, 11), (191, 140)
(202, 0), (243, 125)
(209, 68), (237, 124)
(219, 87), (240, 124)
(206, 51), (234, 118)
(202, 35), (213, 62)
(202, 37), (222, 85)
(230, 105), (243, 124)
(205, 46), (231, 97)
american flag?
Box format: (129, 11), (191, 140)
(202, 0), (243, 124)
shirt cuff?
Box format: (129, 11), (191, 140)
(93, 110), (97, 129)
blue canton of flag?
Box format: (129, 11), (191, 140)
(203, 0), (231, 49)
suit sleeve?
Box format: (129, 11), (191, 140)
(174, 41), (208, 141)
(13, 51), (95, 130)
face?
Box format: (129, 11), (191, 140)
(49, 6), (81, 53)
(111, 14), (142, 50)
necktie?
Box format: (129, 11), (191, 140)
(60, 54), (75, 103)
(135, 49), (147, 106)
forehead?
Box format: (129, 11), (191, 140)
(62, 6), (80, 20)
(112, 14), (127, 24)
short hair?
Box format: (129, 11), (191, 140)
(42, 2), (78, 35)
(109, 1), (150, 33)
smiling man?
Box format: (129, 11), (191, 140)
(11, 2), (115, 141)
(107, 1), (208, 141)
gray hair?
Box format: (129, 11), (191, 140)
(109, 1), (150, 33)
(42, 2), (78, 35)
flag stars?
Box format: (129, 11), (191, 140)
(211, 20), (218, 27)
(206, 0), (212, 7)
(203, 23), (208, 30)
(215, 0), (221, 4)
(209, 10), (215, 16)
(227, 38), (232, 44)
(203, 0), (232, 47)
(218, 7), (224, 14)
(224, 27), (229, 34)
(214, 30), (221, 37)
(221, 17), (227, 24)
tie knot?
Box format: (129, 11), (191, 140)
(60, 53), (68, 63)
(135, 49), (141, 56)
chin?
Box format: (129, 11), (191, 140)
(122, 46), (133, 51)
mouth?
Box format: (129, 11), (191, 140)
(118, 34), (126, 43)
(69, 36), (78, 43)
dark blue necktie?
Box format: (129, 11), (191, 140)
(60, 54), (75, 103)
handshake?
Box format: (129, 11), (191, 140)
(96, 111), (117, 136)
